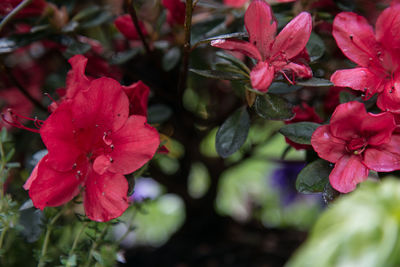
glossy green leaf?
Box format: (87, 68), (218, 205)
(339, 90), (357, 103)
(162, 47), (181, 71)
(110, 48), (141, 65)
(267, 82), (303, 94)
(216, 51), (250, 73)
(216, 107), (250, 158)
(254, 94), (294, 120)
(148, 104), (173, 124)
(64, 41), (91, 57)
(296, 78), (333, 87)
(306, 32), (326, 62)
(296, 159), (332, 193)
(279, 122), (321, 145)
(18, 200), (44, 243)
(190, 69), (246, 80)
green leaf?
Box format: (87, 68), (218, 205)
(0, 26), (52, 54)
(254, 94), (294, 120)
(306, 32), (325, 62)
(162, 47), (181, 71)
(215, 107), (250, 158)
(267, 82), (303, 94)
(18, 200), (44, 243)
(110, 48), (141, 65)
(296, 78), (333, 87)
(279, 122), (321, 145)
(190, 69), (246, 80)
(339, 90), (357, 103)
(147, 104), (173, 124)
(64, 41), (91, 57)
(296, 159), (332, 193)
(216, 51), (250, 73)
(198, 32), (248, 45)
(322, 182), (340, 204)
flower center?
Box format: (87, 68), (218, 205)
(346, 137), (367, 155)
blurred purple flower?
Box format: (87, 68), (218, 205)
(129, 177), (162, 202)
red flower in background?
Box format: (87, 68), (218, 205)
(211, 0), (312, 92)
(114, 14), (148, 41)
(285, 103), (322, 150)
(0, 0), (47, 18)
(331, 5), (400, 113)
(162, 0), (186, 26)
(25, 77), (160, 222)
(311, 101), (400, 193)
(224, 0), (248, 8)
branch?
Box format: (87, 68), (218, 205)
(177, 0), (194, 97)
(0, 0), (33, 33)
(124, 0), (151, 55)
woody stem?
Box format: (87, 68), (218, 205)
(125, 0), (151, 55)
(177, 0), (194, 97)
(0, 0), (33, 33)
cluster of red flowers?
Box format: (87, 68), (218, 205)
(23, 55), (160, 222)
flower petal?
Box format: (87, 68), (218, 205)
(360, 111), (395, 146)
(28, 156), (87, 210)
(211, 39), (261, 61)
(84, 170), (129, 222)
(72, 77), (129, 133)
(331, 67), (384, 96)
(122, 80), (150, 116)
(41, 102), (82, 171)
(271, 12), (312, 60)
(330, 155), (368, 193)
(65, 55), (91, 99)
(363, 135), (400, 172)
(332, 12), (380, 67)
(311, 125), (346, 163)
(114, 14), (147, 41)
(108, 115), (160, 174)
(375, 4), (400, 50)
(329, 101), (366, 140)
(279, 62), (312, 79)
(244, 0), (277, 59)
(376, 80), (400, 113)
(250, 61), (275, 93)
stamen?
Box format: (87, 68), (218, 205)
(280, 71), (295, 85)
(1, 109), (40, 133)
(44, 93), (57, 104)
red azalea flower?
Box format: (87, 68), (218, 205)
(122, 81), (150, 116)
(224, 0), (248, 8)
(162, 0), (186, 26)
(24, 77), (160, 222)
(0, 0), (47, 18)
(323, 86), (357, 114)
(330, 5), (400, 113)
(114, 14), (148, 41)
(285, 103), (322, 150)
(311, 101), (400, 193)
(211, 0), (312, 92)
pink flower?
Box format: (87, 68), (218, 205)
(224, 0), (248, 8)
(114, 14), (148, 41)
(285, 103), (322, 150)
(211, 0), (312, 92)
(330, 5), (400, 112)
(162, 0), (186, 26)
(311, 101), (400, 193)
(24, 77), (160, 222)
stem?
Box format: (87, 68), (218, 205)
(37, 208), (65, 267)
(84, 225), (109, 267)
(0, 0), (33, 33)
(0, 226), (8, 251)
(177, 0), (194, 96)
(125, 0), (151, 55)
(65, 221), (88, 267)
(0, 64), (48, 113)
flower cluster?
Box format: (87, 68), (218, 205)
(24, 55), (160, 222)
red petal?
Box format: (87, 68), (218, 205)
(250, 61), (274, 92)
(271, 12), (312, 60)
(224, 0), (248, 8)
(244, 0), (277, 59)
(360, 111), (395, 146)
(375, 5), (400, 50)
(24, 157), (42, 190)
(311, 125), (346, 163)
(108, 115), (160, 175)
(84, 170), (129, 222)
(330, 155), (368, 193)
(331, 67), (384, 95)
(28, 156), (87, 210)
(363, 135), (400, 172)
(114, 14), (147, 41)
(72, 77), (129, 133)
(41, 102), (83, 171)
(122, 80), (150, 116)
(65, 55), (91, 99)
(329, 101), (367, 140)
(211, 39), (261, 61)
(332, 12), (380, 67)
(278, 62), (312, 79)
(376, 80), (400, 113)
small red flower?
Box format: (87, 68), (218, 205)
(330, 5), (400, 112)
(211, 0), (312, 92)
(162, 0), (186, 26)
(24, 77), (160, 222)
(311, 101), (400, 193)
(0, 0), (47, 18)
(285, 103), (322, 150)
(114, 14), (148, 41)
